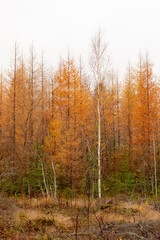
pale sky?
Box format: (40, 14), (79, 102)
(0, 0), (160, 78)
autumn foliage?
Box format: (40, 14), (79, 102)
(0, 44), (160, 198)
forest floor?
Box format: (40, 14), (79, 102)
(0, 193), (160, 240)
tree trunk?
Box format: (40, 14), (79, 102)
(153, 135), (157, 196)
(97, 92), (101, 199)
(40, 160), (50, 198)
(50, 154), (57, 200)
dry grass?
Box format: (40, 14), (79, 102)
(18, 196), (160, 224)
(18, 196), (56, 208)
(93, 210), (135, 223)
(54, 213), (72, 227)
(18, 195), (98, 207)
(94, 200), (160, 225)
(71, 197), (97, 208)
(0, 192), (18, 221)
(16, 208), (73, 228)
(121, 201), (160, 220)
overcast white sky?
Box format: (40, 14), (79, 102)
(0, 0), (160, 78)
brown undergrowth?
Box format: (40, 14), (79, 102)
(1, 193), (160, 239)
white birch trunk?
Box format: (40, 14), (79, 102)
(90, 29), (107, 199)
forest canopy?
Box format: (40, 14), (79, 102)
(0, 32), (160, 199)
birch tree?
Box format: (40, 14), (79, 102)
(90, 30), (108, 199)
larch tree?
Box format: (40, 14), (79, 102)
(151, 75), (160, 196)
(132, 54), (159, 195)
(14, 57), (29, 198)
(12, 43), (18, 178)
(121, 64), (135, 163)
(116, 72), (121, 150)
(0, 72), (3, 144)
(4, 43), (20, 195)
(45, 57), (91, 196)
(27, 43), (38, 147)
(5, 45), (30, 195)
(40, 51), (45, 144)
(0, 72), (3, 187)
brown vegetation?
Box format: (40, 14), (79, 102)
(0, 194), (160, 239)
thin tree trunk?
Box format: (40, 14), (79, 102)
(91, 149), (95, 199)
(45, 119), (57, 200)
(29, 44), (34, 146)
(146, 54), (150, 161)
(12, 43), (17, 185)
(20, 175), (24, 200)
(40, 160), (50, 198)
(97, 90), (101, 199)
(116, 73), (120, 149)
(153, 135), (157, 196)
(41, 52), (45, 144)
(51, 76), (54, 119)
(127, 65), (132, 157)
(50, 154), (57, 200)
(111, 72), (116, 150)
(67, 53), (70, 128)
